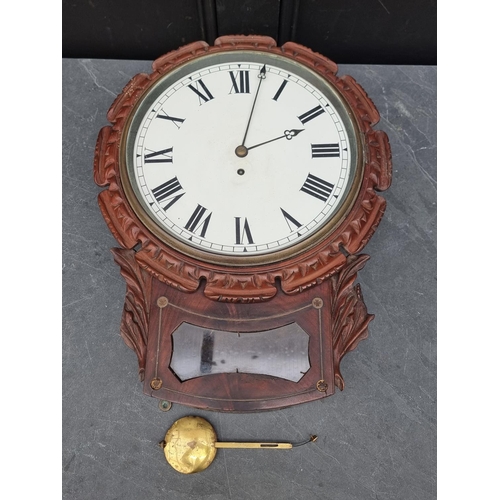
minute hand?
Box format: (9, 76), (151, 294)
(247, 129), (304, 152)
(241, 65), (267, 146)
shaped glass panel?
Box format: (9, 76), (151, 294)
(170, 322), (310, 382)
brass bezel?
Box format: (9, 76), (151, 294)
(119, 50), (364, 267)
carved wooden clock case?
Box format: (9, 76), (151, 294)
(94, 35), (392, 412)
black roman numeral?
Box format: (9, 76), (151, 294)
(235, 217), (254, 245)
(188, 79), (214, 105)
(229, 70), (250, 94)
(157, 113), (185, 129)
(151, 177), (185, 211)
(280, 208), (302, 234)
(144, 147), (173, 163)
(185, 204), (212, 238)
(298, 105), (325, 125)
(300, 173), (335, 202)
(311, 143), (340, 158)
(272, 79), (288, 101)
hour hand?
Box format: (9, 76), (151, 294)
(247, 129), (304, 151)
(235, 130), (304, 157)
(283, 129), (304, 140)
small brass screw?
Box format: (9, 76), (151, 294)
(312, 298), (323, 309)
(316, 380), (328, 392)
(157, 297), (169, 308)
(150, 378), (163, 390)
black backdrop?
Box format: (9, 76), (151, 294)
(62, 0), (436, 65)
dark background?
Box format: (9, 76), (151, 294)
(62, 0), (436, 65)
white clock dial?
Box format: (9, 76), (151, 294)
(125, 52), (360, 259)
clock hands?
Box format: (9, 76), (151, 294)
(240, 65), (267, 148)
(234, 66), (304, 158)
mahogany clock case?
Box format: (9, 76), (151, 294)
(63, 57), (436, 498)
(93, 36), (392, 412)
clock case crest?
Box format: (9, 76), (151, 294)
(94, 35), (392, 412)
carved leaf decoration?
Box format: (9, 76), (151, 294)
(93, 126), (113, 187)
(111, 248), (152, 381)
(367, 130), (392, 192)
(331, 254), (374, 390)
(341, 75), (380, 128)
(107, 73), (152, 124)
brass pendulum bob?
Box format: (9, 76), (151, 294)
(159, 415), (317, 474)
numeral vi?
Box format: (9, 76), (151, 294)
(235, 217), (254, 245)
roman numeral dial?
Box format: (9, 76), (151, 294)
(129, 58), (354, 257)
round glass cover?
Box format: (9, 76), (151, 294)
(124, 51), (361, 263)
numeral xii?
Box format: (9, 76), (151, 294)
(229, 70), (250, 93)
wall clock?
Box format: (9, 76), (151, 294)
(94, 35), (392, 412)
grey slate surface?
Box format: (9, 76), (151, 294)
(62, 59), (436, 500)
